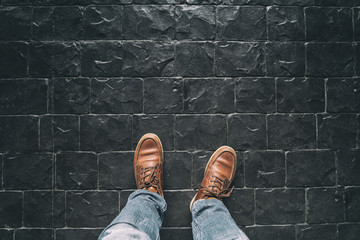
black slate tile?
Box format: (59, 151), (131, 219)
(307, 187), (345, 223)
(80, 115), (132, 152)
(306, 7), (353, 41)
(327, 78), (360, 112)
(267, 6), (305, 41)
(235, 77), (275, 113)
(0, 7), (31, 40)
(277, 78), (325, 113)
(0, 42), (28, 78)
(84, 6), (122, 40)
(217, 6), (266, 40)
(81, 41), (123, 77)
(160, 229), (193, 240)
(56, 152), (97, 190)
(317, 114), (357, 149)
(123, 5), (175, 40)
(52, 78), (90, 114)
(337, 149), (360, 185)
(192, 150), (244, 188)
(0, 116), (38, 153)
(313, 0), (358, 6)
(122, 41), (174, 77)
(0, 79), (48, 114)
(56, 229), (103, 240)
(32, 7), (54, 40)
(186, 0), (222, 4)
(164, 152), (192, 189)
(224, 189), (254, 225)
(295, 224), (337, 240)
(163, 191), (195, 227)
(222, 0), (270, 5)
(175, 42), (214, 77)
(175, 115), (226, 150)
(286, 150), (335, 187)
(0, 229), (13, 240)
(338, 224), (360, 240)
(133, 0), (184, 3)
(175, 5), (215, 40)
(99, 152), (136, 189)
(266, 42), (305, 77)
(91, 78), (143, 114)
(53, 42), (81, 76)
(66, 191), (118, 227)
(15, 229), (53, 240)
(355, 8), (360, 41)
(356, 43), (360, 76)
(245, 226), (295, 240)
(3, 154), (52, 189)
(228, 114), (266, 150)
(39, 115), (53, 152)
(54, 6), (83, 40)
(119, 190), (134, 210)
(271, 0), (313, 5)
(184, 78), (234, 113)
(133, 115), (174, 150)
(0, 154), (2, 190)
(345, 187), (360, 222)
(216, 42), (265, 77)
(268, 114), (316, 150)
(23, 191), (52, 227)
(306, 43), (354, 77)
(255, 188), (305, 224)
(144, 78), (183, 114)
(53, 190), (65, 227)
(29, 42), (53, 77)
(0, 192), (22, 227)
(244, 151), (285, 187)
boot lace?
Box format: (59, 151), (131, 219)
(200, 174), (234, 199)
(139, 166), (160, 193)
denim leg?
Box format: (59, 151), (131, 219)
(98, 189), (167, 240)
(191, 199), (249, 240)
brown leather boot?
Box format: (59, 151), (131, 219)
(134, 133), (164, 197)
(190, 146), (237, 212)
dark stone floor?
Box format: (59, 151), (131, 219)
(0, 0), (360, 239)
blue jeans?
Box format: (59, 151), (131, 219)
(98, 190), (249, 240)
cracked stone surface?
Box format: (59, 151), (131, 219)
(0, 1), (359, 239)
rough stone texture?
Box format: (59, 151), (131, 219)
(228, 114), (266, 150)
(277, 78), (325, 113)
(66, 191), (119, 227)
(1, 1), (360, 239)
(268, 114), (316, 149)
(56, 153), (97, 190)
(144, 78), (183, 113)
(91, 78), (143, 114)
(307, 187), (345, 223)
(306, 43), (354, 77)
(265, 42), (305, 76)
(306, 7), (353, 41)
(295, 224), (337, 240)
(99, 152), (136, 189)
(235, 77), (275, 113)
(337, 150), (360, 185)
(0, 79), (48, 114)
(3, 154), (52, 190)
(256, 188), (305, 224)
(175, 42), (214, 76)
(216, 42), (265, 76)
(244, 151), (285, 187)
(175, 115), (226, 150)
(286, 150), (335, 187)
(267, 6), (305, 41)
(217, 6), (266, 40)
(0, 116), (38, 153)
(80, 115), (132, 152)
(175, 5), (215, 40)
(345, 187), (360, 222)
(327, 78), (360, 112)
(184, 78), (234, 113)
(317, 114), (357, 149)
